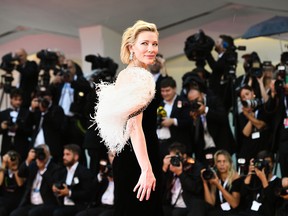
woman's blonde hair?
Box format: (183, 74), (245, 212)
(214, 149), (236, 190)
(120, 20), (159, 64)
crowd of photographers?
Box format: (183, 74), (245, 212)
(0, 29), (287, 216)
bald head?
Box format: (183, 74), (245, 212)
(15, 48), (28, 65)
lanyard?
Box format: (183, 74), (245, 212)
(219, 178), (228, 203)
(284, 96), (288, 117)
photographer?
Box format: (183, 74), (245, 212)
(201, 150), (241, 216)
(187, 87), (236, 163)
(0, 151), (25, 216)
(235, 52), (263, 103)
(205, 34), (237, 111)
(156, 77), (193, 160)
(76, 151), (115, 216)
(15, 48), (39, 109)
(0, 88), (30, 160)
(264, 57), (288, 177)
(237, 85), (270, 166)
(52, 144), (93, 216)
(27, 90), (65, 164)
(49, 60), (91, 164)
(234, 150), (283, 216)
(162, 142), (206, 216)
(10, 144), (59, 216)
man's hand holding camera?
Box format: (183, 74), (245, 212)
(162, 154), (183, 176)
(52, 183), (69, 197)
(189, 100), (206, 120)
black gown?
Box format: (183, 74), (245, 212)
(113, 97), (163, 216)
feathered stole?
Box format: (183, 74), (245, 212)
(91, 67), (155, 154)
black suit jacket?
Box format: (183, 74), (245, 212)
(159, 95), (193, 153)
(54, 163), (93, 207)
(0, 107), (30, 159)
(192, 93), (236, 160)
(49, 76), (91, 117)
(18, 159), (59, 206)
(27, 105), (65, 162)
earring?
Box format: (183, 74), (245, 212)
(129, 52), (134, 61)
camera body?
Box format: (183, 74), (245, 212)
(170, 153), (183, 167)
(189, 100), (201, 112)
(85, 54), (118, 83)
(36, 49), (59, 71)
(254, 159), (270, 173)
(54, 181), (65, 190)
(7, 151), (18, 162)
(99, 160), (113, 178)
(33, 147), (46, 161)
(184, 30), (215, 62)
(38, 97), (50, 110)
(202, 167), (215, 181)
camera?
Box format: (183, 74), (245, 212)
(202, 167), (215, 181)
(253, 159), (270, 173)
(156, 106), (167, 129)
(184, 29), (215, 62)
(36, 49), (59, 71)
(274, 65), (287, 95)
(7, 151), (18, 162)
(0, 53), (17, 93)
(85, 54), (118, 83)
(189, 100), (201, 112)
(170, 153), (183, 167)
(241, 98), (262, 109)
(0, 53), (19, 72)
(54, 181), (65, 190)
(33, 147), (46, 161)
(57, 63), (70, 78)
(99, 160), (113, 178)
(38, 97), (50, 109)
(249, 61), (262, 78)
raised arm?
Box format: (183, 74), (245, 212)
(130, 112), (156, 201)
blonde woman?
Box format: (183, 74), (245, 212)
(93, 20), (163, 216)
(201, 150), (242, 216)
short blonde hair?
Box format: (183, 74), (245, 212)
(120, 20), (159, 64)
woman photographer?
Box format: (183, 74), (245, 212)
(237, 85), (270, 168)
(0, 150), (25, 216)
(201, 150), (241, 216)
(234, 150), (283, 216)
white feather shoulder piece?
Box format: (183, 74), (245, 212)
(92, 67), (155, 154)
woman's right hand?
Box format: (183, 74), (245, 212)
(133, 168), (156, 201)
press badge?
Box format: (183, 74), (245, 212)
(221, 202), (231, 211)
(251, 200), (262, 211)
(251, 132), (260, 139)
(283, 118), (288, 129)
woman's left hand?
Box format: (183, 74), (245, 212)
(133, 168), (156, 201)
